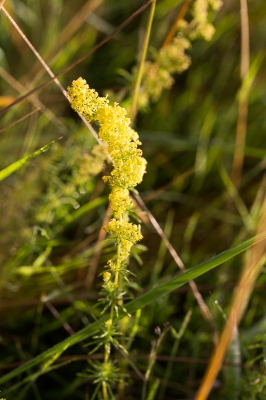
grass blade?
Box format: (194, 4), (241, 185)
(1, 231), (266, 387)
(0, 138), (60, 181)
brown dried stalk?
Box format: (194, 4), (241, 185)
(231, 0), (250, 186)
(196, 195), (266, 400)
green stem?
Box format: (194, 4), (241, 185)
(102, 239), (122, 398)
(102, 382), (108, 400)
(110, 244), (121, 321)
(130, 0), (156, 122)
(116, 215), (127, 400)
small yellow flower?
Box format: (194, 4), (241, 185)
(103, 272), (112, 283)
(105, 319), (113, 328)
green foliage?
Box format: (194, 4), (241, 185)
(1, 0), (266, 399)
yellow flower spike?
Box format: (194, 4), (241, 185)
(67, 77), (108, 120)
(135, 0), (222, 110)
(68, 76), (145, 266)
(68, 78), (147, 193)
(68, 78), (146, 395)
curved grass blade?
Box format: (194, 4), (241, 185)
(63, 196), (108, 225)
(1, 231), (266, 387)
(0, 137), (61, 181)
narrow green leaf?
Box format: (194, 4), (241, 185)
(0, 138), (61, 181)
(63, 196), (108, 225)
(1, 231), (266, 386)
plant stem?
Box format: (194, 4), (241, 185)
(116, 215), (127, 400)
(231, 0), (250, 186)
(130, 0), (156, 122)
(102, 239), (122, 398)
(102, 382), (108, 400)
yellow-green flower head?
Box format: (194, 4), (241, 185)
(67, 78), (147, 191)
(67, 77), (108, 120)
(92, 143), (110, 162)
(68, 78), (145, 269)
(103, 277), (114, 293)
(107, 259), (123, 273)
(142, 63), (173, 104)
(200, 23), (215, 41)
(78, 153), (102, 177)
(105, 219), (143, 261)
(103, 271), (112, 283)
(193, 0), (209, 25)
(109, 187), (133, 219)
(139, 36), (191, 107)
(189, 0), (222, 41)
(209, 0), (223, 11)
(105, 153), (147, 189)
(119, 238), (134, 262)
(105, 219), (142, 244)
(159, 37), (191, 74)
(97, 104), (132, 145)
(105, 319), (113, 329)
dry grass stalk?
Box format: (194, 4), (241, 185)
(196, 195), (266, 400)
(231, 0), (250, 186)
(163, 0), (193, 47)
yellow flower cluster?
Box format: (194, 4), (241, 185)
(109, 187), (133, 219)
(68, 80), (108, 120)
(73, 144), (109, 186)
(35, 138), (109, 225)
(68, 78), (146, 192)
(106, 218), (142, 261)
(137, 0), (222, 110)
(185, 0), (223, 41)
(138, 36), (191, 108)
(68, 76), (146, 284)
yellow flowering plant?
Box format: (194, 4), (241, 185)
(134, 0), (223, 110)
(1, 0), (261, 399)
(68, 77), (147, 399)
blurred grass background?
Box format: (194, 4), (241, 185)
(1, 0), (266, 399)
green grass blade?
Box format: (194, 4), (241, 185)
(0, 138), (60, 181)
(63, 196), (108, 225)
(1, 231), (266, 386)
